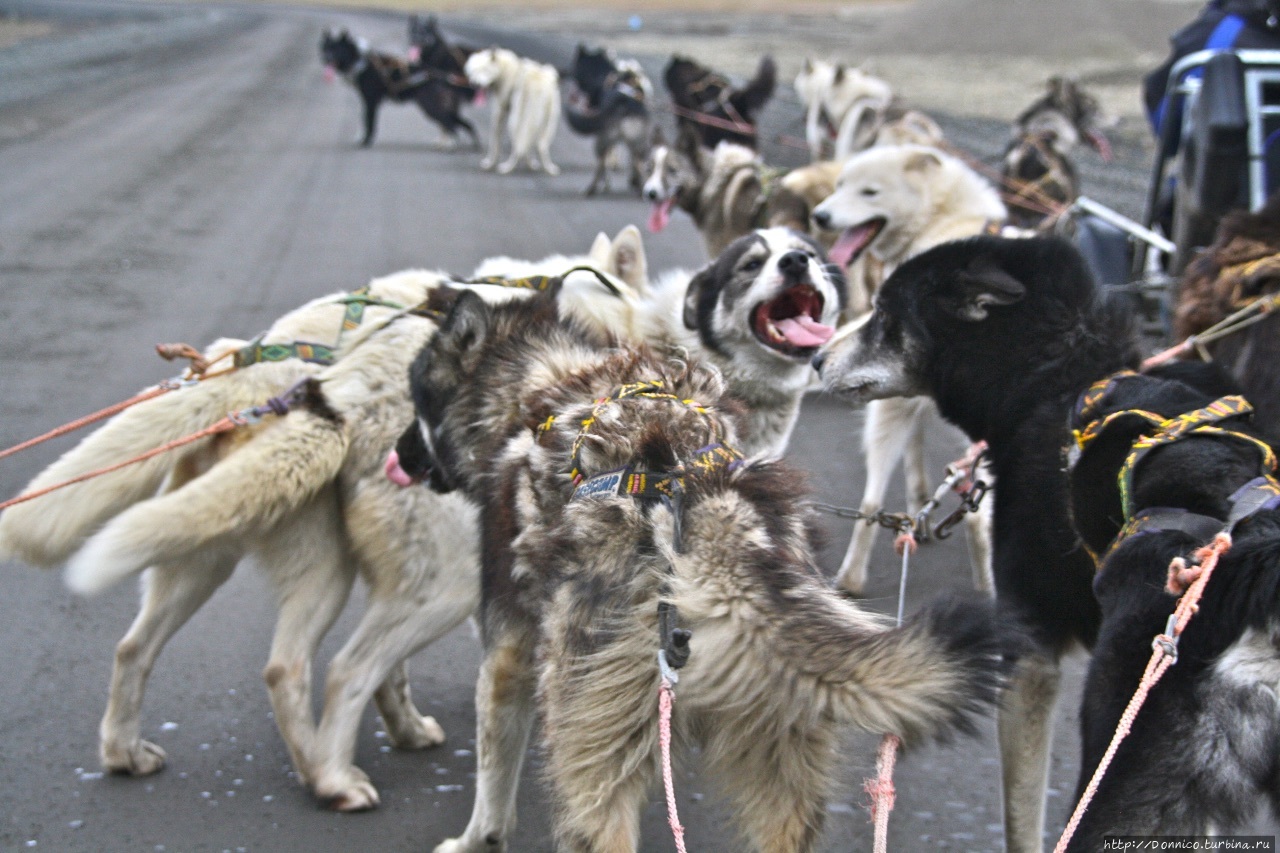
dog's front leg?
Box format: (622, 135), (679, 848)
(360, 93), (381, 147)
(999, 651), (1061, 853)
(835, 397), (922, 596)
(435, 633), (538, 853)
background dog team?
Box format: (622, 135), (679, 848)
(6, 5), (1280, 853)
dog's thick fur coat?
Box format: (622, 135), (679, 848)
(0, 226), (842, 811)
(1172, 191), (1280, 437)
(815, 234), (1141, 852)
(464, 47), (561, 175)
(812, 143), (1007, 598)
(793, 59), (895, 162)
(1064, 364), (1280, 847)
(642, 127), (842, 258)
(320, 28), (477, 149)
(404, 285), (1015, 853)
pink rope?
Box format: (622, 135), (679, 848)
(865, 733), (901, 853)
(659, 677), (688, 853)
(1053, 532), (1231, 853)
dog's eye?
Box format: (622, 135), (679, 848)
(741, 258), (764, 272)
(860, 187), (879, 197)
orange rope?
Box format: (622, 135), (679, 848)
(0, 385), (176, 461)
(0, 416), (239, 511)
(1053, 532), (1232, 853)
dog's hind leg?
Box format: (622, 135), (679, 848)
(434, 632), (538, 853)
(497, 88), (528, 174)
(481, 102), (506, 171)
(536, 88), (561, 175)
(834, 397), (922, 596)
(999, 651), (1061, 853)
(99, 548), (238, 775)
(311, 576), (477, 811)
(256, 487), (355, 795)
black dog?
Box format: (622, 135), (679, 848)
(320, 27), (476, 149)
(406, 13), (477, 98)
(1063, 362), (1280, 846)
(663, 54), (776, 149)
(563, 44), (652, 196)
(813, 234), (1140, 851)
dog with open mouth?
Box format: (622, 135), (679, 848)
(643, 226), (846, 454)
(811, 143), (1007, 600)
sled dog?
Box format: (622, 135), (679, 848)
(320, 28), (477, 149)
(641, 126), (842, 258)
(1001, 76), (1111, 228)
(794, 59), (894, 161)
(400, 283), (1017, 853)
(1064, 363), (1280, 848)
(813, 234), (1141, 853)
(563, 44), (653, 196)
(464, 47), (561, 175)
(663, 54), (776, 149)
(0, 225), (842, 811)
(811, 144), (1006, 598)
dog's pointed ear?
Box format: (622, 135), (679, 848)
(439, 290), (492, 359)
(904, 148), (943, 174)
(588, 232), (612, 265)
(682, 267), (713, 330)
(609, 225), (649, 294)
(949, 259), (1026, 322)
(676, 123), (702, 161)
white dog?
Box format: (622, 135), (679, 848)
(794, 59), (893, 162)
(464, 47), (561, 175)
(812, 143), (1007, 598)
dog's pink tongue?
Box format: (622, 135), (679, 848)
(775, 315), (835, 348)
(384, 450), (416, 488)
(1087, 128), (1113, 163)
(407, 45), (420, 62)
(473, 88), (487, 107)
(323, 65), (337, 84)
(828, 224), (877, 269)
(647, 198), (675, 233)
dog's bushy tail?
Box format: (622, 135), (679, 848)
(823, 595), (1021, 743)
(0, 360), (313, 568)
(62, 401), (346, 595)
(731, 55), (777, 118)
(563, 99), (609, 136)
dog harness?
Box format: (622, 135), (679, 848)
(545, 378), (744, 673)
(1070, 370), (1280, 562)
(460, 264), (624, 298)
(234, 287), (404, 368)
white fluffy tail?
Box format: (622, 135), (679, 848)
(63, 399), (346, 595)
(0, 362), (316, 568)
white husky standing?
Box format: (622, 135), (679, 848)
(464, 47), (561, 175)
(811, 144), (1007, 598)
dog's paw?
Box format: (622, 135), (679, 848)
(316, 766), (380, 812)
(479, 157), (496, 171)
(385, 714), (446, 750)
(101, 738), (167, 776)
(496, 160), (517, 175)
(434, 838), (501, 853)
(542, 162), (560, 176)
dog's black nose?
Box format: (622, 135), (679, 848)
(812, 209), (832, 230)
(644, 188), (659, 201)
(778, 250), (808, 278)
(811, 350), (827, 373)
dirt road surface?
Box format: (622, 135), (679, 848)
(3, 0), (1268, 851)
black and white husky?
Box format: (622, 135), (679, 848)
(400, 282), (1018, 853)
(319, 27), (477, 149)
